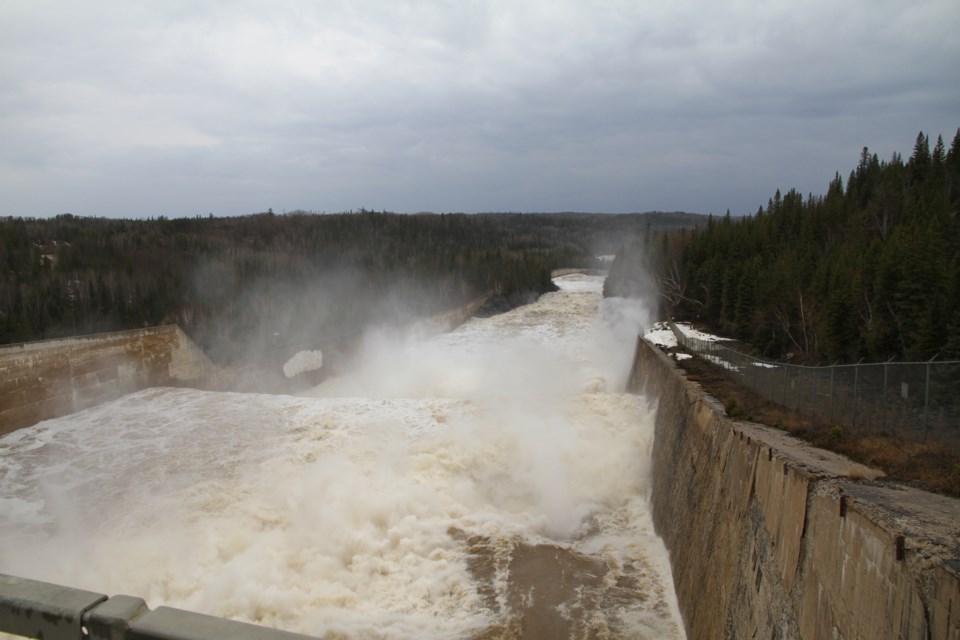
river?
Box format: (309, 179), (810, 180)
(0, 273), (685, 640)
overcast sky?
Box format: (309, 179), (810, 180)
(1, 1), (958, 218)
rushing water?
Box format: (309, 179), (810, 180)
(0, 274), (685, 640)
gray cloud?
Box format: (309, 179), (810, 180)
(1, 0), (958, 217)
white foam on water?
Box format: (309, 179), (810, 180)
(0, 274), (685, 639)
(283, 349), (324, 378)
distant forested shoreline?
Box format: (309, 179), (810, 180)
(647, 129), (960, 363)
(0, 210), (700, 363)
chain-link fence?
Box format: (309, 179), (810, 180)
(669, 322), (960, 444)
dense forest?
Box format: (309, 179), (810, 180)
(0, 210), (698, 363)
(660, 129), (960, 363)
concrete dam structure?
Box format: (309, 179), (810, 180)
(0, 296), (492, 437)
(1, 276), (687, 639)
(629, 336), (960, 639)
(2, 275), (959, 639)
(0, 326), (220, 436)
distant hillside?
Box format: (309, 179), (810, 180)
(454, 210), (708, 255)
(0, 210), (702, 363)
(671, 129), (960, 362)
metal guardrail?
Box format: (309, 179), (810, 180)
(669, 322), (960, 443)
(0, 573), (319, 640)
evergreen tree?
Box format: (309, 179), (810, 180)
(674, 128), (960, 363)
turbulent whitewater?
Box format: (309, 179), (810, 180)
(0, 274), (685, 640)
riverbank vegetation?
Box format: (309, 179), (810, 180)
(607, 130), (960, 364)
(611, 129), (960, 495)
(0, 210), (699, 363)
(669, 129), (960, 364)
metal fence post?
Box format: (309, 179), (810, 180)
(796, 367), (802, 411)
(782, 362), (788, 406)
(852, 359), (862, 428)
(829, 365), (835, 424)
(924, 355), (938, 440)
(882, 356), (894, 433)
(812, 364), (819, 422)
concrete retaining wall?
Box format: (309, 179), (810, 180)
(0, 326), (220, 435)
(413, 294), (491, 336)
(629, 337), (960, 640)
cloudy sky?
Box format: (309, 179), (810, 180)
(1, 0), (958, 218)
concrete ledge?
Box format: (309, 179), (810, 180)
(629, 336), (960, 640)
(0, 573), (319, 640)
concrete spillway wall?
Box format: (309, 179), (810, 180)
(1, 298), (492, 429)
(414, 294), (491, 335)
(0, 326), (220, 436)
(629, 336), (960, 640)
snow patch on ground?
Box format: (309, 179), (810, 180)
(643, 322), (677, 349)
(643, 320), (783, 373)
(643, 321), (731, 350)
(673, 323), (730, 343)
(643, 321), (739, 366)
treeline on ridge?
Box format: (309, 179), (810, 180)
(665, 129), (960, 363)
(0, 210), (692, 364)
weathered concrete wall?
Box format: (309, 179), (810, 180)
(414, 294), (491, 336)
(629, 337), (960, 640)
(0, 326), (220, 435)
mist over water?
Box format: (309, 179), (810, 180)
(0, 274), (685, 639)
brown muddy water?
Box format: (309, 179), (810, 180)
(0, 274), (685, 639)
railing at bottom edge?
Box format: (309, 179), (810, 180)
(0, 573), (319, 640)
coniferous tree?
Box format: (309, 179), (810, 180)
(673, 128), (960, 363)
